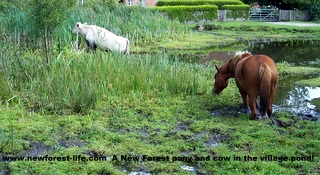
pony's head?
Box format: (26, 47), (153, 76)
(212, 64), (229, 94)
(212, 51), (252, 95)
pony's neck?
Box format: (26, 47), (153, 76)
(220, 60), (236, 75)
(217, 64), (233, 79)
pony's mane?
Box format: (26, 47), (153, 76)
(220, 51), (252, 73)
(232, 51), (252, 68)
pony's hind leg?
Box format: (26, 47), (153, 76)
(239, 90), (249, 112)
(267, 102), (273, 118)
(248, 96), (258, 120)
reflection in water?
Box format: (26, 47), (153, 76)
(278, 86), (320, 109)
(273, 86), (320, 120)
(246, 40), (320, 67)
(201, 40), (320, 66)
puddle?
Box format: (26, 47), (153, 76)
(181, 165), (197, 174)
(278, 87), (320, 108)
(21, 141), (55, 157)
(274, 86), (320, 120)
(128, 172), (152, 175)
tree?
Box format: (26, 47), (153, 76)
(28, 0), (77, 63)
(241, 0), (320, 20)
(29, 0), (77, 38)
(242, 0), (311, 9)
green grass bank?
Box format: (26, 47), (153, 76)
(0, 4), (320, 175)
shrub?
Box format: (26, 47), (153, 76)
(157, 0), (244, 9)
(155, 5), (218, 22)
(28, 0), (77, 38)
(309, 2), (320, 21)
(0, 71), (11, 103)
(221, 5), (250, 20)
(221, 5), (250, 10)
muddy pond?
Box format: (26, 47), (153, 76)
(198, 40), (320, 120)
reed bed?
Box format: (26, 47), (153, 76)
(0, 4), (201, 114)
(0, 45), (213, 114)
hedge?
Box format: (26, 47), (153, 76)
(221, 5), (250, 10)
(221, 5), (250, 20)
(154, 5), (218, 22)
(156, 0), (244, 9)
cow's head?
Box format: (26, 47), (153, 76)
(72, 22), (82, 34)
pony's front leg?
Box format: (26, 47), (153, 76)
(248, 96), (257, 120)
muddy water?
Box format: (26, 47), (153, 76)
(200, 40), (320, 120)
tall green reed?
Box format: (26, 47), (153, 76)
(0, 4), (205, 115)
(1, 48), (212, 114)
(62, 5), (188, 49)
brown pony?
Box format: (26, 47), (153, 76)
(212, 52), (279, 121)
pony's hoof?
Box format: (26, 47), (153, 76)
(249, 117), (257, 120)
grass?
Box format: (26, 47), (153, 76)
(1, 50), (211, 114)
(277, 62), (320, 87)
(1, 4), (320, 175)
(312, 98), (320, 112)
(160, 21), (320, 54)
(1, 85), (320, 174)
(295, 78), (320, 87)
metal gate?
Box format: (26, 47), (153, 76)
(249, 9), (279, 21)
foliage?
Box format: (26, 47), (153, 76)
(1, 3), (320, 174)
(0, 71), (11, 103)
(311, 98), (320, 112)
(157, 0), (245, 9)
(2, 89), (320, 174)
(309, 1), (320, 21)
(242, 0), (320, 21)
(84, 0), (118, 6)
(221, 5), (251, 20)
(221, 4), (251, 10)
(28, 0), (77, 37)
(0, 0), (30, 11)
(0, 5), (190, 114)
(155, 5), (218, 22)
(0, 5), (187, 54)
(66, 5), (187, 47)
(0, 47), (210, 114)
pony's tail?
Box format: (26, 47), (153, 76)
(259, 63), (273, 117)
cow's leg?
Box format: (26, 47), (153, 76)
(86, 40), (97, 51)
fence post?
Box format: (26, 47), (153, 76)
(279, 9), (281, 21)
(218, 10), (227, 21)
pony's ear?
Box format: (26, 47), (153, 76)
(215, 64), (219, 71)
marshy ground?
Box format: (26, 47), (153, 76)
(1, 6), (320, 175)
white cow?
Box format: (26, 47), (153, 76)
(72, 22), (130, 54)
